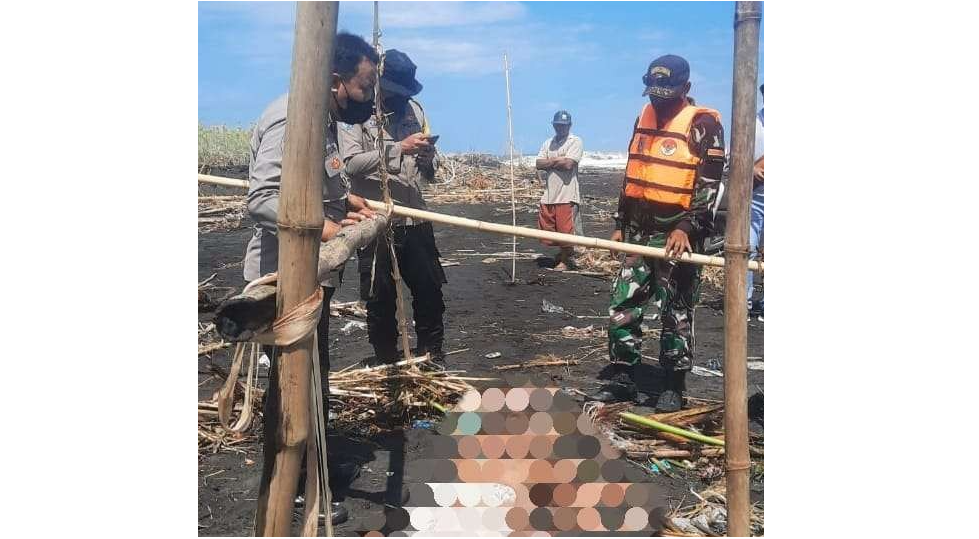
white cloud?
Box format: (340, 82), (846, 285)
(382, 18), (601, 77)
(199, 2), (596, 77)
(344, 1), (527, 29)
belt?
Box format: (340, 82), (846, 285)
(394, 217), (426, 227)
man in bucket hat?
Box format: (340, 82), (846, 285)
(338, 49), (448, 368)
(588, 54), (726, 412)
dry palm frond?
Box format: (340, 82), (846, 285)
(492, 353), (578, 371)
(573, 248), (620, 276)
(666, 479), (764, 536)
(328, 355), (489, 434)
(584, 401), (764, 535)
(425, 154), (540, 204)
(198, 195), (247, 233)
(197, 321), (227, 356)
(701, 266), (724, 289)
(198, 390), (264, 456)
(559, 324), (605, 340)
(649, 405), (725, 428)
(329, 300), (367, 319)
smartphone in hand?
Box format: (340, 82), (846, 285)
(426, 134), (440, 144)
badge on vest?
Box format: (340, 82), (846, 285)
(660, 139), (678, 156)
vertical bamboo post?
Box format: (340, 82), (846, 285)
(503, 52), (517, 283)
(373, 0), (379, 48)
(371, 1), (411, 363)
(724, 2), (761, 536)
(255, 2), (338, 536)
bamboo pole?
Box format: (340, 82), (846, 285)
(196, 174), (763, 272)
(725, 2), (762, 537)
(372, 1), (412, 364)
(503, 52), (517, 283)
(619, 412), (726, 446)
(428, 401), (448, 413)
(199, 174), (250, 189)
(254, 3), (337, 536)
(360, 198), (763, 272)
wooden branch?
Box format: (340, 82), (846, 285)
(648, 404), (724, 427)
(215, 213), (389, 342)
(626, 448), (725, 459)
(493, 359), (579, 371)
(198, 342), (230, 356)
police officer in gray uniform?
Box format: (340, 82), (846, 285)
(242, 31), (379, 526)
(338, 49), (447, 366)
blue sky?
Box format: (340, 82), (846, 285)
(199, 1), (764, 154)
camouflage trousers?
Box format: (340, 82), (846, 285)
(607, 229), (702, 370)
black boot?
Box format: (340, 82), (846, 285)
(293, 498), (350, 526)
(655, 370), (687, 412)
(328, 461), (361, 492)
(327, 502), (349, 525)
(587, 364), (639, 403)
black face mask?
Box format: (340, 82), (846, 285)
(337, 97), (375, 125)
(335, 80), (376, 124)
(648, 94), (684, 111)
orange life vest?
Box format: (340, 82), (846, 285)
(624, 103), (721, 209)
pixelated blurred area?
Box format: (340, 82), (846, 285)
(337, 384), (761, 536)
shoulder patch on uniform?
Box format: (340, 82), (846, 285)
(692, 126), (705, 144)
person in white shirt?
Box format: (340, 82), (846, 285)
(748, 84), (764, 321)
(535, 110), (584, 271)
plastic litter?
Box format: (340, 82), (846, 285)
(691, 366), (723, 377)
(541, 298), (571, 315)
(340, 320), (368, 335)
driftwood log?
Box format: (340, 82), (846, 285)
(215, 213), (389, 341)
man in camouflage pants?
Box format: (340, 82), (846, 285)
(588, 54), (724, 412)
(608, 230), (701, 369)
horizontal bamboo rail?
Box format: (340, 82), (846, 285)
(197, 173), (763, 272)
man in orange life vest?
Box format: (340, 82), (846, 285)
(588, 54), (726, 411)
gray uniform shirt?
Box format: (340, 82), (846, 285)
(537, 133), (584, 205)
(338, 99), (437, 226)
(243, 93), (348, 286)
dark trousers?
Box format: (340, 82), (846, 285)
(358, 222), (447, 357)
(317, 286), (336, 376)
